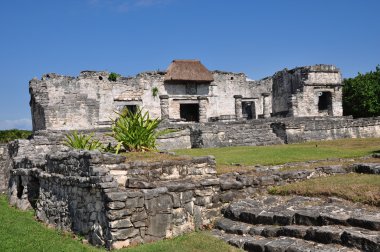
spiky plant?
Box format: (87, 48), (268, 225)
(63, 131), (103, 150)
(110, 108), (167, 152)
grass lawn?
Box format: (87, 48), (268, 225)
(174, 138), (380, 172)
(268, 173), (380, 206)
(0, 196), (240, 252)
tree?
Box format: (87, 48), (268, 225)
(343, 66), (380, 118)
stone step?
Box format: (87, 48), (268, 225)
(215, 218), (380, 251)
(211, 229), (361, 252)
(223, 196), (380, 231)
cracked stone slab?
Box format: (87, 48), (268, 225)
(211, 230), (362, 252)
(223, 196), (380, 231)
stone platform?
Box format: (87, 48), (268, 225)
(213, 195), (380, 252)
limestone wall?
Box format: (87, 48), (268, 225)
(271, 117), (380, 144)
(0, 144), (9, 193)
(29, 71), (165, 131)
(7, 140), (222, 249)
(190, 121), (283, 148)
(156, 128), (192, 150)
(29, 69), (275, 132)
(272, 65), (343, 117)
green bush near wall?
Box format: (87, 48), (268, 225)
(0, 129), (32, 143)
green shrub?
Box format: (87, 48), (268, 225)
(0, 129), (32, 143)
(63, 131), (103, 150)
(108, 72), (121, 82)
(152, 86), (159, 97)
(110, 108), (166, 152)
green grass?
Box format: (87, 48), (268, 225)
(174, 138), (380, 167)
(268, 173), (380, 206)
(124, 232), (241, 252)
(0, 195), (100, 252)
(0, 196), (240, 252)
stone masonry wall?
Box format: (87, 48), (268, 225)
(7, 139), (222, 249)
(29, 69), (275, 132)
(272, 65), (342, 117)
(190, 121), (283, 148)
(0, 144), (9, 193)
(271, 117), (380, 144)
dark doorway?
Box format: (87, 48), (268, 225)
(180, 104), (199, 122)
(124, 105), (137, 114)
(318, 92), (332, 113)
(27, 176), (40, 209)
(242, 101), (255, 120)
(16, 176), (24, 199)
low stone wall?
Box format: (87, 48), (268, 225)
(156, 128), (191, 150)
(159, 117), (380, 149)
(190, 121), (283, 148)
(271, 116), (380, 143)
(30, 117), (380, 151)
(7, 140), (221, 249)
(0, 144), (9, 193)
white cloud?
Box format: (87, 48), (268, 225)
(0, 118), (32, 130)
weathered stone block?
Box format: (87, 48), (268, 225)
(109, 219), (133, 229)
(110, 227), (139, 240)
(107, 201), (126, 210)
(146, 214), (172, 238)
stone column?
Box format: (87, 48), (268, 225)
(262, 93), (271, 118)
(159, 95), (169, 121)
(198, 96), (208, 123)
(234, 95), (243, 120)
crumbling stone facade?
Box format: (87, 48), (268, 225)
(272, 65), (343, 117)
(6, 138), (223, 249)
(29, 61), (342, 132)
(0, 144), (10, 193)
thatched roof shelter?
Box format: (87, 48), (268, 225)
(164, 60), (214, 83)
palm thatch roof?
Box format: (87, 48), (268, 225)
(164, 60), (214, 82)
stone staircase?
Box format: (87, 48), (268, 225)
(195, 121), (284, 148)
(212, 196), (380, 252)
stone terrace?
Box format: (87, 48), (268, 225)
(214, 195), (380, 251)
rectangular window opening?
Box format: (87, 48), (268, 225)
(180, 104), (199, 122)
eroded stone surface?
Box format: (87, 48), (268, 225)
(215, 195), (380, 251)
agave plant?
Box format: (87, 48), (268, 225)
(110, 108), (167, 152)
(63, 131), (103, 150)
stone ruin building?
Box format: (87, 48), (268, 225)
(29, 60), (343, 132)
(1, 60), (380, 250)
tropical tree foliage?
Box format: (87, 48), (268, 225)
(110, 108), (165, 152)
(0, 129), (32, 143)
(63, 131), (103, 150)
(343, 66), (380, 118)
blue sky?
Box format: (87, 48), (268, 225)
(0, 0), (379, 130)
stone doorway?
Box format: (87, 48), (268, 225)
(180, 103), (199, 122)
(318, 92), (332, 115)
(242, 101), (256, 120)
